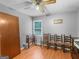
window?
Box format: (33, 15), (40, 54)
(33, 20), (43, 35)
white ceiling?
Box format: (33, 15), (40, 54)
(0, 0), (79, 17)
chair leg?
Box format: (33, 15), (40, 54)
(28, 42), (30, 48)
(47, 43), (50, 49)
(70, 46), (73, 52)
(54, 43), (57, 50)
(62, 45), (66, 53)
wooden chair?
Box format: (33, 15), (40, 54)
(31, 34), (36, 44)
(42, 34), (49, 47)
(55, 34), (63, 49)
(63, 35), (73, 52)
(47, 34), (56, 49)
(26, 35), (32, 48)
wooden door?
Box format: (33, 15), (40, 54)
(0, 12), (20, 58)
(0, 29), (1, 55)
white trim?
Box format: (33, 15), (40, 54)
(20, 47), (24, 51)
(33, 20), (43, 36)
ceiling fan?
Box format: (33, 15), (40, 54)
(23, 0), (56, 12)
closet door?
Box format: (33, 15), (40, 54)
(0, 12), (20, 58)
(0, 30), (1, 55)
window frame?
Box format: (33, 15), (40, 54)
(32, 20), (43, 36)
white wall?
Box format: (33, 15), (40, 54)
(19, 14), (32, 48)
(77, 10), (79, 36)
(34, 11), (78, 36)
(0, 4), (32, 48)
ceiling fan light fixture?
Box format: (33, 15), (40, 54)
(32, 0), (42, 5)
(36, 4), (45, 12)
(36, 5), (40, 10)
(32, 0), (56, 12)
(32, 0), (45, 12)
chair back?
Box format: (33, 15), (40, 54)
(43, 34), (49, 42)
(26, 35), (29, 43)
(32, 34), (35, 43)
(55, 34), (63, 42)
(50, 34), (55, 41)
(64, 35), (72, 43)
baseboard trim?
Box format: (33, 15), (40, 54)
(21, 47), (24, 51)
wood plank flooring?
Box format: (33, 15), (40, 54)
(13, 46), (72, 59)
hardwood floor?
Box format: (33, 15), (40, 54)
(13, 46), (72, 59)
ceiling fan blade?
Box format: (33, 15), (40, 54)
(21, 1), (33, 9)
(24, 1), (32, 6)
(24, 6), (32, 9)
